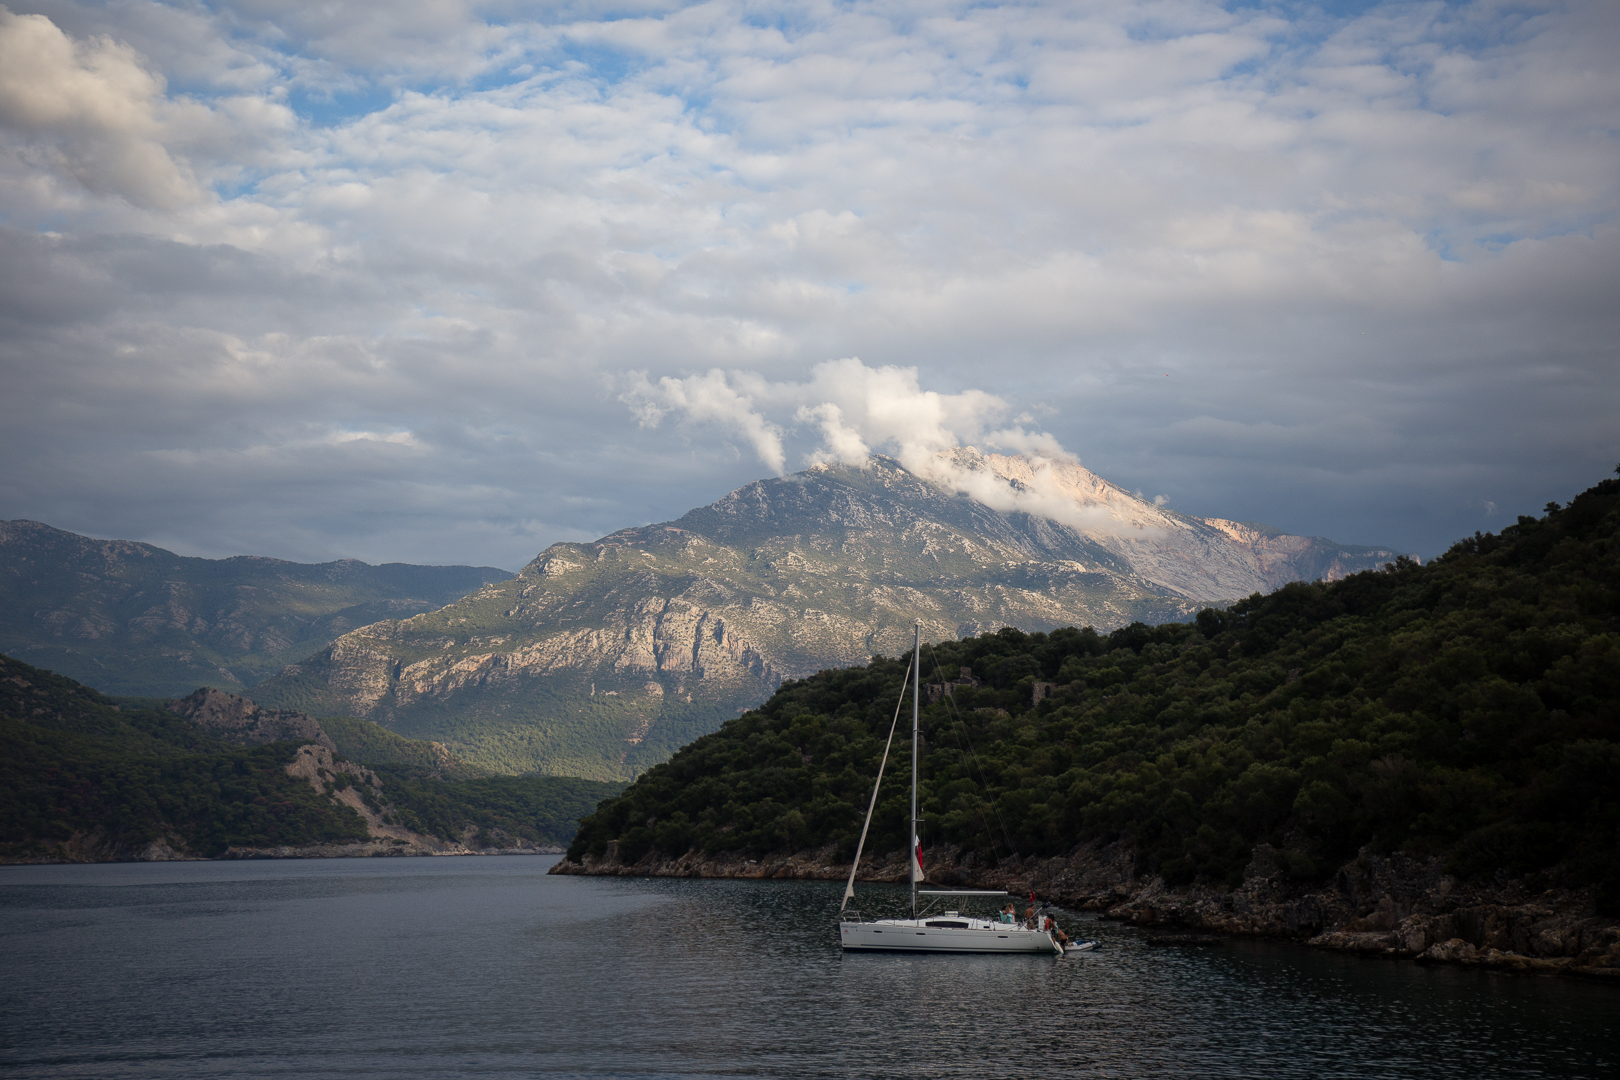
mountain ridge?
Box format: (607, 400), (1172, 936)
(0, 519), (513, 697)
(252, 453), (1406, 780)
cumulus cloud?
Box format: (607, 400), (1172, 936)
(796, 402), (869, 466)
(624, 358), (1149, 535)
(0, 7), (205, 209)
(625, 368), (789, 475)
(624, 358), (1028, 474)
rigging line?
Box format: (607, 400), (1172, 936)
(839, 655), (912, 916)
(926, 676), (1002, 864)
(926, 644), (1019, 857)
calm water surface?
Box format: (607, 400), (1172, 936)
(0, 856), (1614, 1078)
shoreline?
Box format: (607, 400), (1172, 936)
(0, 839), (565, 865)
(551, 840), (1620, 981)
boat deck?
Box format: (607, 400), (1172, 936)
(839, 915), (1061, 954)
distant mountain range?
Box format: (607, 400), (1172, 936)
(0, 521), (511, 697)
(248, 452), (1408, 781)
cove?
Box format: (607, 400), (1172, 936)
(1, 855), (1613, 1079)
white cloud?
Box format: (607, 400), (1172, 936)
(624, 358), (1150, 535)
(0, 6), (203, 208)
(624, 358), (1024, 473)
(0, 1), (1615, 567)
(625, 368), (788, 474)
(796, 402), (869, 466)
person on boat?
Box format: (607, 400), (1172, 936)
(1023, 904), (1036, 929)
(1045, 915), (1070, 947)
(999, 903), (1016, 924)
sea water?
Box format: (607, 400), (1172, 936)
(0, 856), (1613, 1078)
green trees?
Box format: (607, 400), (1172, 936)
(569, 470), (1620, 901)
(0, 653), (623, 859)
(0, 716), (371, 859)
(374, 772), (623, 847)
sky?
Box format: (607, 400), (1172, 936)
(0, 0), (1615, 572)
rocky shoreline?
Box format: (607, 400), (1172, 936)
(550, 841), (1620, 982)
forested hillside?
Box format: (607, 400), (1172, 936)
(0, 654), (621, 861)
(1, 657), (367, 859)
(567, 470), (1620, 906)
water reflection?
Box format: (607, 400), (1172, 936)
(0, 859), (1612, 1079)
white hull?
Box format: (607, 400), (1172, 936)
(840, 917), (1061, 955)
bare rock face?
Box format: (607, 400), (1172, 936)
(283, 743), (437, 851)
(210, 742), (561, 860)
(134, 839), (189, 861)
(252, 455), (1406, 780)
(169, 687), (337, 752)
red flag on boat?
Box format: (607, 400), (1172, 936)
(911, 835), (925, 882)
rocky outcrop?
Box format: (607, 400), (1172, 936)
(550, 840), (1620, 979)
(252, 454), (1403, 779)
(940, 450), (1412, 601)
(169, 687), (337, 751)
(277, 743), (560, 857)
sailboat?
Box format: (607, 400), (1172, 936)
(837, 621), (1092, 955)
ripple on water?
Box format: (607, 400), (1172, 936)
(0, 859), (1613, 1079)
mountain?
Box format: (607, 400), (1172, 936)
(557, 468), (1620, 925)
(0, 652), (623, 863)
(0, 520), (512, 697)
(252, 451), (1405, 781)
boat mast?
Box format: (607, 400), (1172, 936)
(910, 619), (920, 920)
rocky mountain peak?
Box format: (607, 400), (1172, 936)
(252, 456), (1409, 781)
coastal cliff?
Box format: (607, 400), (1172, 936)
(550, 841), (1620, 980)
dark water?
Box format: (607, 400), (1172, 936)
(0, 857), (1614, 1079)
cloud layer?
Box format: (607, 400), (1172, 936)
(0, 1), (1616, 568)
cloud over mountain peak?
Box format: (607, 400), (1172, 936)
(0, 1), (1614, 570)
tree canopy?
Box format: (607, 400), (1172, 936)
(569, 469), (1620, 909)
(1, 654), (622, 859)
